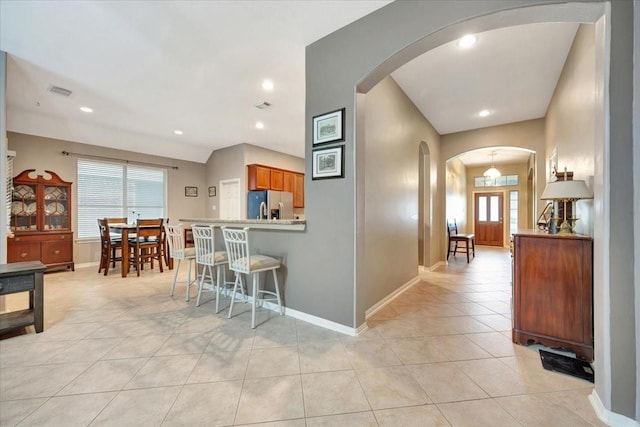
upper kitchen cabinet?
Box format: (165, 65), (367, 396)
(8, 169), (74, 271)
(247, 164), (304, 208)
(270, 169), (284, 191)
(293, 173), (304, 208)
(248, 164), (271, 190)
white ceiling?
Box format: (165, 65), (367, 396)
(1, 2), (578, 166)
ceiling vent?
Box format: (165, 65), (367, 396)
(48, 85), (72, 97)
(254, 101), (271, 110)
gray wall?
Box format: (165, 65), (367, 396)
(446, 158), (467, 232)
(635, 2), (640, 420)
(7, 132), (206, 265)
(306, 0), (636, 419)
(363, 76), (439, 309)
(545, 23), (596, 236)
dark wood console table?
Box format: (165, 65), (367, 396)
(0, 261), (46, 334)
(512, 231), (593, 361)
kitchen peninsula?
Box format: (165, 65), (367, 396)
(178, 218), (306, 231)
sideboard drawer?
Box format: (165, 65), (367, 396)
(41, 240), (72, 265)
(7, 242), (41, 263)
(0, 274), (35, 295)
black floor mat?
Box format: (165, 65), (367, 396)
(539, 349), (594, 383)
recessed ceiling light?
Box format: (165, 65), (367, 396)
(478, 109), (491, 117)
(174, 130), (183, 135)
(261, 79), (274, 91)
(256, 121), (265, 129)
(80, 106), (93, 113)
(457, 34), (477, 48)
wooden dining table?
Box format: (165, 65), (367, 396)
(108, 223), (167, 277)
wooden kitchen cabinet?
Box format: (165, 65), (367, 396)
(512, 231), (593, 361)
(8, 169), (74, 272)
(247, 164), (271, 190)
(293, 173), (304, 208)
(283, 172), (294, 193)
(247, 164), (304, 208)
(270, 169), (284, 190)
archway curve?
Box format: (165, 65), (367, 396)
(355, 3), (605, 93)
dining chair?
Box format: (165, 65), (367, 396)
(165, 223), (197, 301)
(129, 218), (164, 276)
(191, 224), (236, 311)
(97, 218), (122, 275)
(222, 226), (283, 328)
(447, 219), (475, 263)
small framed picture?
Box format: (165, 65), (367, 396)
(185, 186), (198, 197)
(208, 186), (216, 197)
(312, 146), (344, 180)
(313, 108), (345, 145)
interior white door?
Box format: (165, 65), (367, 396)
(219, 178), (241, 219)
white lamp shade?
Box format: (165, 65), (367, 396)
(484, 166), (501, 178)
(541, 179), (593, 200)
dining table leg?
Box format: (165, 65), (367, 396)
(121, 228), (130, 277)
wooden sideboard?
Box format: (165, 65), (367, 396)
(511, 231), (593, 361)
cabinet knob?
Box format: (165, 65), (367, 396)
(15, 237), (21, 242)
(54, 250), (60, 255)
(20, 253), (27, 258)
(60, 235), (65, 239)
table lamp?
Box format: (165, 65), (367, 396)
(541, 179), (593, 234)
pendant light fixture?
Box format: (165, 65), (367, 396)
(484, 151), (501, 178)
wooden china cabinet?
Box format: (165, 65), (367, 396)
(7, 169), (74, 272)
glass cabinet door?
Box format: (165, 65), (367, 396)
(43, 185), (70, 230)
(11, 184), (37, 231)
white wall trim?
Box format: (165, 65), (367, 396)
(589, 390), (640, 426)
(364, 275), (421, 319)
(75, 262), (99, 269)
(428, 261), (446, 271)
(227, 291), (359, 336)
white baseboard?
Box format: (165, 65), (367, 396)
(429, 261), (446, 271)
(74, 262), (98, 269)
(364, 275), (421, 319)
(589, 389), (640, 426)
(228, 291), (358, 336)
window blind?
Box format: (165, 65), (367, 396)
(77, 159), (166, 238)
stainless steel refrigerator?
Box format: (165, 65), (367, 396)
(247, 190), (294, 219)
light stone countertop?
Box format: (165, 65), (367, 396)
(178, 218), (306, 231)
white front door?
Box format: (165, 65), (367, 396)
(219, 178), (241, 219)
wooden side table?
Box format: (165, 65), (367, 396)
(0, 261), (46, 334)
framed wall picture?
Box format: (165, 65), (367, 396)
(208, 186), (216, 197)
(312, 146), (344, 180)
(313, 108), (345, 145)
(185, 186), (198, 197)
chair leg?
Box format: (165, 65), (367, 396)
(272, 269), (283, 316)
(466, 241), (470, 263)
(170, 259), (180, 296)
(228, 273), (242, 319)
(215, 265), (222, 314)
(251, 273), (259, 329)
(185, 259), (192, 302)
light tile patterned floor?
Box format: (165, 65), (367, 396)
(0, 247), (604, 426)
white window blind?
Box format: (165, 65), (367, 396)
(77, 159), (166, 238)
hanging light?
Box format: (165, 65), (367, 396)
(484, 151), (501, 178)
